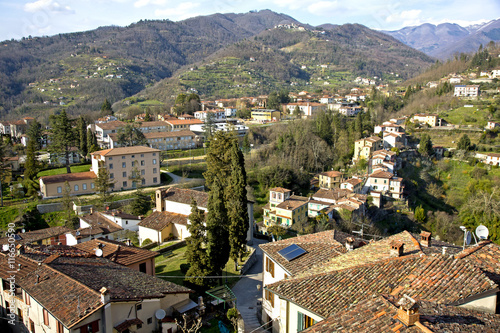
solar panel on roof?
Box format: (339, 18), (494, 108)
(278, 244), (307, 261)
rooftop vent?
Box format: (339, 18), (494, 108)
(345, 237), (355, 251)
(390, 241), (404, 257)
(397, 295), (420, 327)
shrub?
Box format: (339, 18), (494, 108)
(180, 263), (190, 274)
(141, 238), (152, 246)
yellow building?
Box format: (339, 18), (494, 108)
(263, 187), (308, 228)
(251, 109), (281, 122)
(353, 136), (383, 161)
(318, 171), (344, 189)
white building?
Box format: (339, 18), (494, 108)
(454, 85), (480, 97)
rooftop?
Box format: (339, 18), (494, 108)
(74, 238), (157, 266)
(159, 187), (209, 208)
(138, 211), (190, 231)
(40, 171), (97, 184)
(0, 226), (72, 245)
(144, 130), (195, 139)
(319, 171), (343, 178)
(95, 120), (126, 130)
(269, 187), (292, 193)
(79, 212), (124, 234)
(92, 146), (161, 157)
(275, 195), (308, 210)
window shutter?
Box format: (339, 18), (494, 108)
(297, 312), (304, 332)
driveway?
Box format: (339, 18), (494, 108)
(231, 238), (269, 332)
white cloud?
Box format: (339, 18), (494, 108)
(385, 9), (423, 26)
(133, 0), (169, 8)
(24, 0), (74, 13)
(154, 2), (201, 19)
(308, 1), (347, 16)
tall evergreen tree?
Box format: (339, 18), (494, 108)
(185, 200), (208, 287)
(227, 141), (249, 270)
(87, 129), (98, 154)
(27, 119), (42, 150)
(205, 177), (230, 282)
(95, 161), (114, 205)
(418, 133), (434, 157)
(49, 110), (75, 173)
(24, 137), (38, 181)
(101, 99), (112, 115)
(204, 131), (235, 190)
(77, 116), (88, 157)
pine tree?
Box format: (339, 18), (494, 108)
(49, 110), (75, 174)
(227, 141), (249, 270)
(185, 200), (208, 287)
(101, 99), (112, 114)
(205, 177), (230, 283)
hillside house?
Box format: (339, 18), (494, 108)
(318, 171), (343, 189)
(340, 178), (363, 193)
(383, 131), (407, 149)
(486, 121), (500, 130)
(251, 109), (281, 122)
(263, 188), (308, 229)
(39, 171), (97, 199)
(353, 136), (383, 161)
(486, 153), (500, 166)
(410, 114), (443, 127)
(90, 120), (126, 148)
(0, 226), (72, 247)
(454, 85), (480, 97)
(364, 170), (404, 199)
(194, 110), (226, 121)
(283, 102), (323, 118)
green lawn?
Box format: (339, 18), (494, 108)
(439, 106), (490, 127)
(414, 130), (482, 149)
(155, 245), (246, 287)
(166, 162), (207, 179)
(37, 164), (91, 178)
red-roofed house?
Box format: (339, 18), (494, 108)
(364, 171), (404, 199)
(318, 171), (344, 189)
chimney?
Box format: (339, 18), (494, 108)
(397, 295), (420, 327)
(100, 287), (110, 304)
(442, 247), (447, 255)
(90, 207), (93, 214)
(345, 237), (355, 251)
(16, 244), (24, 255)
(125, 239), (132, 246)
(390, 240), (404, 257)
(420, 231), (431, 247)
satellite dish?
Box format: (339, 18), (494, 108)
(155, 309), (166, 320)
(476, 225), (489, 240)
(465, 231), (472, 245)
(95, 248), (103, 257)
(76, 231), (81, 236)
(2, 244), (9, 252)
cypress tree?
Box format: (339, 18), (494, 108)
(185, 200), (208, 287)
(227, 141), (249, 270)
(205, 177), (230, 283)
(49, 110), (75, 174)
(77, 116), (87, 157)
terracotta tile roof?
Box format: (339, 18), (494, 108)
(139, 121), (169, 127)
(95, 120), (126, 130)
(299, 231), (422, 276)
(138, 211), (190, 231)
(343, 178), (362, 186)
(303, 294), (500, 333)
(0, 226), (72, 245)
(455, 241), (500, 284)
(115, 318), (144, 332)
(366, 136), (382, 143)
(275, 195), (308, 210)
(101, 210), (140, 220)
(144, 130), (195, 139)
(166, 119), (203, 125)
(39, 171), (97, 185)
(159, 187), (209, 208)
(19, 263), (103, 328)
(369, 170), (394, 179)
(312, 188), (353, 202)
(74, 238), (157, 266)
(92, 146), (160, 156)
(267, 255), (496, 319)
(0, 252), (39, 279)
(269, 187), (291, 193)
(319, 171), (343, 178)
(260, 231), (355, 276)
(79, 212), (123, 234)
(47, 256), (191, 300)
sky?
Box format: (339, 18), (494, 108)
(0, 0), (499, 42)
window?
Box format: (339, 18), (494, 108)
(141, 154), (144, 157)
(57, 186), (62, 193)
(153, 177), (158, 183)
(43, 308), (50, 326)
(123, 172), (127, 178)
(297, 312), (316, 332)
(109, 163), (113, 169)
(141, 160), (145, 166)
(25, 291), (30, 305)
(131, 155), (135, 158)
(122, 156), (125, 159)
(122, 162), (126, 168)
(136, 304), (142, 311)
(80, 320), (99, 333)
(153, 153), (156, 156)
(265, 289), (274, 307)
(74, 185), (79, 191)
(83, 183), (87, 190)
(123, 181), (127, 187)
(141, 169), (145, 175)
(141, 179), (146, 185)
(110, 173), (114, 179)
(153, 168), (157, 174)
(265, 257), (275, 278)
(147, 318), (153, 325)
(131, 161), (135, 167)
(109, 157), (112, 160)
(153, 159), (157, 165)
(139, 262), (147, 273)
(91, 183), (95, 189)
(30, 319), (35, 332)
(137, 324), (143, 329)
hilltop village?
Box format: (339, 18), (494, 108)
(0, 16), (500, 333)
